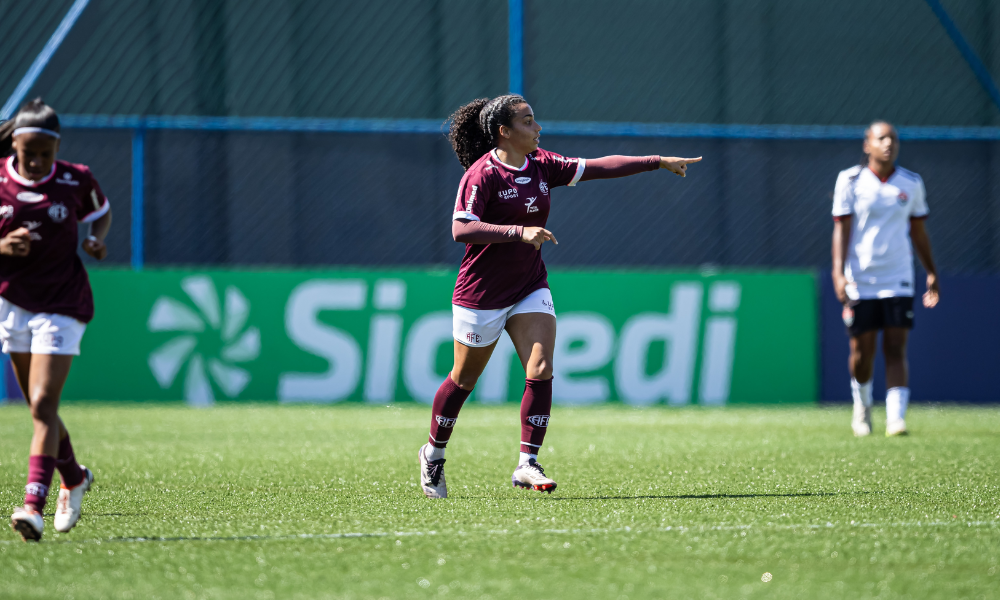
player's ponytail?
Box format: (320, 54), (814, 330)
(447, 94), (526, 170)
(0, 98), (60, 156)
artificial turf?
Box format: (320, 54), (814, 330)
(0, 403), (997, 599)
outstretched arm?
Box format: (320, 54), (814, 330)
(579, 155), (702, 182)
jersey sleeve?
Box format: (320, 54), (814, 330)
(452, 170), (490, 221)
(531, 148), (586, 188)
(910, 176), (929, 218)
(76, 166), (111, 223)
(832, 170), (855, 219)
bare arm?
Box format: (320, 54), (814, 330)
(82, 207), (112, 260)
(909, 217), (939, 308)
(831, 216), (852, 305)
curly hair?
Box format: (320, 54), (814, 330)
(0, 98), (61, 156)
(446, 94), (526, 170)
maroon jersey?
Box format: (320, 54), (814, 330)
(0, 157), (110, 323)
(452, 148), (584, 309)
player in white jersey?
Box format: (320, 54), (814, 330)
(831, 121), (939, 437)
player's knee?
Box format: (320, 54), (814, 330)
(883, 343), (906, 363)
(451, 371), (479, 391)
(29, 397), (58, 423)
(527, 359), (552, 380)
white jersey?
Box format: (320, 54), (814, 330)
(832, 165), (928, 300)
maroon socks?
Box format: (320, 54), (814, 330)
(25, 455), (56, 512)
(520, 378), (553, 454)
(428, 375), (472, 449)
(56, 434), (84, 489)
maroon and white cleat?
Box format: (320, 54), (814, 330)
(512, 459), (557, 493)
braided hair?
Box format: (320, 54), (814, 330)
(446, 94), (527, 170)
(0, 98), (60, 157)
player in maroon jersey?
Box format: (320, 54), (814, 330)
(0, 99), (111, 541)
(419, 95), (701, 498)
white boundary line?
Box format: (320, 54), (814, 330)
(2, 519), (996, 545)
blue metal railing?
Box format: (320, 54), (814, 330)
(58, 115), (1000, 273)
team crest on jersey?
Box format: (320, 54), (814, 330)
(48, 203), (68, 223)
(527, 415), (549, 427)
(16, 191), (45, 203)
(0, 205), (12, 219)
(56, 172), (79, 186)
(515, 176), (531, 184)
(897, 191), (908, 206)
(539, 181), (548, 194)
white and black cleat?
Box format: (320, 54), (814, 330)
(10, 506), (44, 542)
(419, 444), (447, 499)
(54, 466), (94, 533)
(512, 459), (557, 493)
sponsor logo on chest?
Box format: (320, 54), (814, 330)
(23, 220), (43, 241)
(525, 197), (539, 213)
(56, 172), (79, 186)
(16, 191), (45, 203)
(515, 176), (531, 184)
(0, 205), (12, 219)
(499, 188), (518, 200)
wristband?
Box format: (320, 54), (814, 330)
(87, 235), (99, 243)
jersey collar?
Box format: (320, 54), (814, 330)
(6, 156), (56, 187)
(490, 148), (530, 172)
(867, 165), (895, 184)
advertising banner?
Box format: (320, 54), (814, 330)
(65, 269), (817, 405)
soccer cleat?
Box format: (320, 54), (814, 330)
(886, 419), (908, 437)
(419, 444), (447, 499)
(54, 466), (94, 533)
(852, 403), (872, 437)
(512, 459), (557, 493)
(10, 507), (44, 542)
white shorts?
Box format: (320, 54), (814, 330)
(453, 287), (556, 348)
(0, 297), (86, 355)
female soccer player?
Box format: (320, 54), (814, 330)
(0, 99), (111, 541)
(419, 94), (701, 498)
(832, 120), (938, 438)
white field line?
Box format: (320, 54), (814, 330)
(2, 519), (997, 545)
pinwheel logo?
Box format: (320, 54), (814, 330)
(147, 276), (261, 406)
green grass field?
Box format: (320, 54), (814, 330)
(0, 404), (997, 599)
